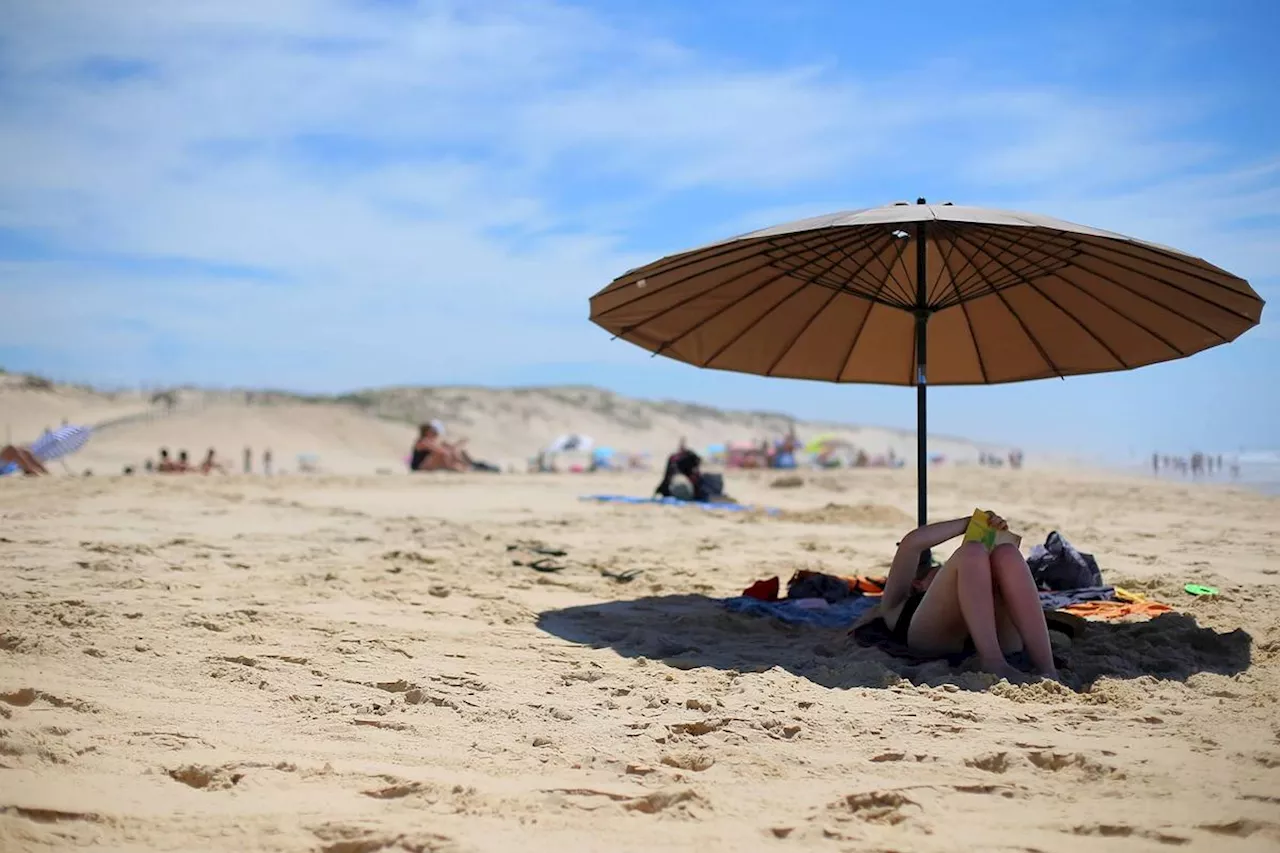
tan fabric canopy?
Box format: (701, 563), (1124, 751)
(589, 202), (1264, 385)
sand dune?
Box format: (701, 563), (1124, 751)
(1, 376), (1012, 475)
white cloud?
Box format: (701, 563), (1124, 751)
(0, 0), (1273, 388)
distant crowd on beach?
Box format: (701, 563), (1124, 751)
(131, 447), (274, 476)
(1152, 451), (1240, 480)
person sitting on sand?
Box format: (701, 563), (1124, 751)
(866, 513), (1058, 681)
(410, 422), (469, 472)
(655, 445), (709, 501)
(0, 442), (50, 475)
(156, 448), (178, 473)
(176, 450), (192, 472)
(199, 448), (227, 474)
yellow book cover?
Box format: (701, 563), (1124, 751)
(963, 508), (1022, 551)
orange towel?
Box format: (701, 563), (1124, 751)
(1061, 600), (1173, 621)
(787, 569), (886, 596)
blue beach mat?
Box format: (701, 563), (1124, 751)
(581, 494), (780, 515)
(723, 595), (878, 628)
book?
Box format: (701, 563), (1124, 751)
(963, 508), (1022, 551)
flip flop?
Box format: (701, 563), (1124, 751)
(601, 568), (643, 583)
(506, 543), (568, 558)
(1184, 583), (1220, 597)
(526, 557), (567, 573)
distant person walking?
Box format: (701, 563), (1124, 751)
(243, 447), (252, 474)
(263, 449), (273, 477)
(1152, 452), (1160, 476)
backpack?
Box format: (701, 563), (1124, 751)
(1026, 531), (1103, 591)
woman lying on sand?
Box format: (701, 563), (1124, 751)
(0, 443), (50, 475)
(871, 513), (1058, 681)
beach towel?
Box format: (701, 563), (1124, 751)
(728, 582), (1119, 630)
(1060, 600), (1174, 621)
(723, 595), (878, 629)
(1037, 586), (1116, 610)
(581, 494), (779, 515)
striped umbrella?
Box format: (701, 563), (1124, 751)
(28, 425), (92, 462)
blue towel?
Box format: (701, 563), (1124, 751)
(723, 595), (878, 628)
(1038, 586), (1116, 610)
(725, 586), (1117, 630)
(581, 494), (780, 515)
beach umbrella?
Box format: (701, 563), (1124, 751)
(28, 425), (92, 462)
(589, 200), (1264, 541)
(546, 433), (594, 454)
(803, 432), (852, 455)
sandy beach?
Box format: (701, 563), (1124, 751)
(2, 462), (1278, 852)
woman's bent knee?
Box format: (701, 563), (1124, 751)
(953, 541), (991, 568)
(990, 543), (1027, 570)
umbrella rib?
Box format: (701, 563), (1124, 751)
(596, 232), (823, 322)
(933, 224), (1016, 309)
(613, 231), (869, 334)
(878, 235), (919, 308)
(967, 225), (1260, 325)
(950, 229), (1131, 370)
(944, 233), (1066, 379)
(693, 231), (862, 368)
(763, 230), (900, 376)
(1044, 271), (1188, 357)
(936, 227), (991, 383)
(966, 226), (1237, 340)
(1045, 227), (1255, 299)
(611, 230), (817, 291)
(944, 225), (1078, 307)
(763, 229), (917, 311)
(829, 230), (912, 381)
(770, 227), (908, 306)
(648, 228), (880, 356)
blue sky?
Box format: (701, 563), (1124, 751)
(1, 0), (1276, 457)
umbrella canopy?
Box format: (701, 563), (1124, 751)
(545, 433), (594, 454)
(28, 425), (92, 462)
(590, 200), (1264, 536)
(803, 433), (853, 455)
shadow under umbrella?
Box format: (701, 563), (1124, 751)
(536, 594), (1252, 692)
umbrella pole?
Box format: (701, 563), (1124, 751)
(915, 214), (930, 568)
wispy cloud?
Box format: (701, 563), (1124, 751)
(0, 0), (1273, 392)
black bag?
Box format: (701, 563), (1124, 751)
(1026, 531), (1103, 591)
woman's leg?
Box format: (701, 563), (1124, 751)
(1, 446), (46, 475)
(990, 544), (1058, 676)
(907, 542), (1021, 679)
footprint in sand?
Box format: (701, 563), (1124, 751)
(827, 790), (922, 827)
(1068, 824), (1190, 845)
(0, 688), (95, 713)
(310, 822), (459, 853)
(965, 751), (1014, 773)
(1025, 750), (1119, 780)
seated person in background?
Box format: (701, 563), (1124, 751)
(655, 446), (709, 501)
(410, 422), (469, 472)
(199, 448), (227, 474)
(176, 450), (192, 472)
(156, 448), (178, 473)
(865, 512), (1058, 682)
(0, 443), (50, 476)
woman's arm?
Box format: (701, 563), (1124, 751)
(881, 517), (971, 609)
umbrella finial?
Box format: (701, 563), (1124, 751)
(916, 197), (927, 205)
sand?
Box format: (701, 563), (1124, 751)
(2, 462), (1279, 853)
